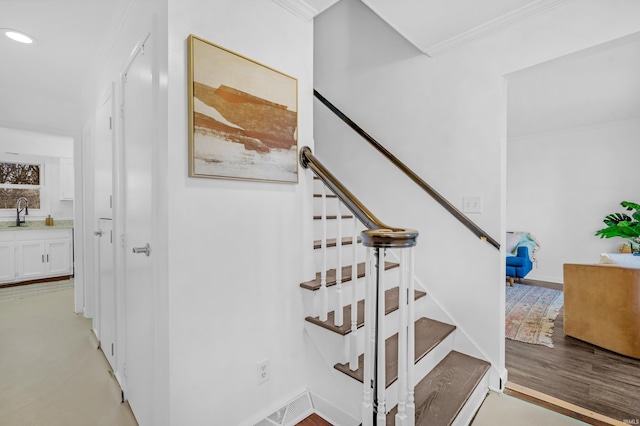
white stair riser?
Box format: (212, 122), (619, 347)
(451, 371), (490, 426)
(313, 218), (363, 240)
(300, 269), (403, 319)
(303, 296), (433, 368)
(313, 197), (344, 216)
(313, 243), (367, 271)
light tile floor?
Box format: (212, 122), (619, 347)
(472, 392), (589, 426)
(0, 286), (137, 426)
(0, 282), (605, 426)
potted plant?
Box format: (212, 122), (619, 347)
(595, 201), (640, 254)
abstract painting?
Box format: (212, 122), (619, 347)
(188, 35), (298, 183)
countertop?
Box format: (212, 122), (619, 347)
(0, 220), (74, 232)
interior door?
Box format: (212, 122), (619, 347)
(95, 85), (114, 220)
(98, 218), (116, 370)
(122, 33), (155, 426)
(94, 84), (115, 350)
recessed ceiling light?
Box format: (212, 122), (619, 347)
(4, 29), (35, 44)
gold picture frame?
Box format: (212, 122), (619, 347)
(187, 35), (298, 183)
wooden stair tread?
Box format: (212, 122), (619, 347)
(305, 287), (427, 335)
(313, 236), (362, 249)
(334, 318), (457, 385)
(313, 214), (354, 220)
(300, 261), (399, 291)
(387, 351), (490, 426)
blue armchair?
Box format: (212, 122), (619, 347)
(506, 245), (533, 286)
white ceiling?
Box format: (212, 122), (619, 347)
(508, 33), (640, 138)
(1, 0), (638, 140)
(359, 0), (569, 56)
(0, 0), (124, 113)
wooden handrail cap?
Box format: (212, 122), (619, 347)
(361, 228), (419, 248)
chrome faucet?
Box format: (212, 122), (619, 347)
(16, 197), (29, 226)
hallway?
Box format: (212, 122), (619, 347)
(0, 285), (137, 425)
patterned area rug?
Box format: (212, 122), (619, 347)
(505, 283), (564, 348)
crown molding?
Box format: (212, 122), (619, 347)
(272, 0), (318, 21)
(422, 0), (570, 56)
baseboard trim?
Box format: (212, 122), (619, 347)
(0, 275), (73, 288)
(505, 382), (626, 426)
(309, 391), (360, 426)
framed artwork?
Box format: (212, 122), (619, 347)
(187, 35), (298, 183)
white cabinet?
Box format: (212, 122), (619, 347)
(60, 157), (75, 200)
(0, 235), (15, 283)
(45, 238), (72, 276)
(9, 229), (73, 282)
(17, 240), (46, 280)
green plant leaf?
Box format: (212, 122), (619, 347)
(596, 201), (640, 240)
(621, 201), (640, 211)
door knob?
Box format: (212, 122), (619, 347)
(94, 230), (103, 236)
(132, 243), (151, 257)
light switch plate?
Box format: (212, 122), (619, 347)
(463, 196), (482, 213)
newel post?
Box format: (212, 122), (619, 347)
(361, 228), (418, 426)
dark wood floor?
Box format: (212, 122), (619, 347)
(296, 413), (332, 426)
(506, 279), (640, 423)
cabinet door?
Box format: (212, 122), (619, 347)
(17, 240), (46, 279)
(60, 157), (75, 200)
(45, 238), (72, 276)
(0, 241), (16, 283)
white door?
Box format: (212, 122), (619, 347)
(93, 84), (115, 345)
(98, 219), (116, 370)
(122, 33), (155, 426)
(95, 85), (114, 220)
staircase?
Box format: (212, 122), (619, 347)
(301, 158), (491, 425)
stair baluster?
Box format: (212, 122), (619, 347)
(319, 185), (328, 321)
(335, 202), (343, 327)
(361, 248), (375, 426)
(395, 248), (414, 425)
(407, 248), (416, 420)
(349, 216), (359, 371)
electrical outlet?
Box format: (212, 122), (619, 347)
(257, 359), (269, 385)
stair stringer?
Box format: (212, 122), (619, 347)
(303, 329), (370, 424)
(384, 248), (505, 391)
(412, 276), (505, 392)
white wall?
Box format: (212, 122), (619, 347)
(508, 120), (640, 282)
(314, 0), (640, 386)
(0, 127), (74, 220)
(506, 34), (640, 283)
(166, 1), (314, 424)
